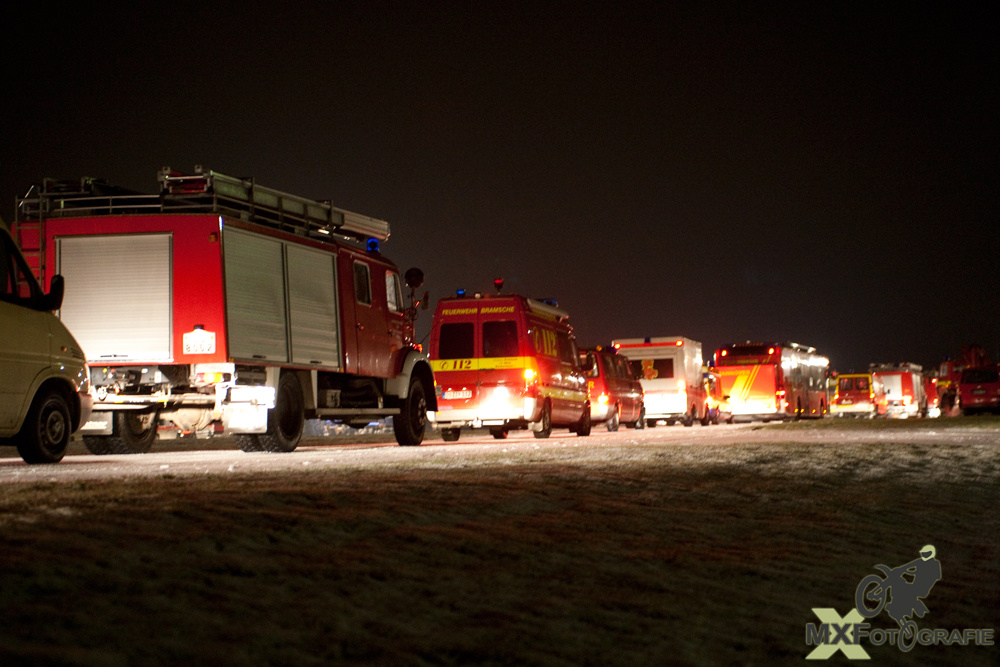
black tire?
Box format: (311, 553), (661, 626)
(646, 418), (657, 428)
(633, 406), (645, 429)
(441, 428), (461, 442)
(533, 401), (552, 439)
(393, 375), (428, 446)
(490, 427), (508, 439)
(83, 436), (114, 455)
(575, 405), (591, 436)
(83, 410), (159, 455)
(606, 405), (620, 432)
(240, 373), (304, 453)
(700, 404), (711, 426)
(682, 409), (694, 427)
(16, 389), (72, 464)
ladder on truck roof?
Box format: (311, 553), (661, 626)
(14, 166), (391, 250)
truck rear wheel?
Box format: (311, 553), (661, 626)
(441, 428), (461, 442)
(393, 375), (427, 446)
(239, 374), (304, 453)
(84, 410), (159, 455)
(16, 389), (72, 464)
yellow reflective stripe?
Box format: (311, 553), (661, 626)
(431, 356), (532, 372)
(540, 387), (587, 402)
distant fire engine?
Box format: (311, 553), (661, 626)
(714, 342), (830, 421)
(13, 167), (435, 453)
(870, 363), (926, 418)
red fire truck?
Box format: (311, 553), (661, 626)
(13, 167), (435, 453)
(713, 342), (830, 421)
(870, 363), (926, 418)
(936, 344), (996, 416)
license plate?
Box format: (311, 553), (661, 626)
(972, 389), (986, 395)
(443, 390), (472, 400)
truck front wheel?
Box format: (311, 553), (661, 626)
(393, 375), (428, 446)
(16, 389), (72, 464)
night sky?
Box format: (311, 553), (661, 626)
(3, 3), (997, 372)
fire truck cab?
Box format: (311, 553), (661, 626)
(13, 167), (435, 453)
(428, 288), (590, 440)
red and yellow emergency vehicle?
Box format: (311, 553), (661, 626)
(831, 372), (887, 418)
(714, 342), (830, 421)
(13, 167), (435, 453)
(428, 289), (590, 440)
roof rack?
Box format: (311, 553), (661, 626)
(14, 166), (390, 243)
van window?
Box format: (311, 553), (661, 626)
(581, 351), (599, 378)
(353, 261), (372, 306)
(0, 235), (35, 306)
(639, 358), (674, 380)
(962, 368), (1000, 384)
(483, 321), (518, 358)
(438, 322), (474, 359)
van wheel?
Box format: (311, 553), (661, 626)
(575, 406), (591, 436)
(533, 402), (552, 439)
(393, 375), (428, 446)
(701, 404), (711, 426)
(631, 406), (645, 429)
(606, 406), (620, 432)
(239, 373), (304, 453)
(683, 409), (694, 427)
(16, 389), (72, 464)
(441, 428), (461, 442)
(490, 427), (508, 439)
(646, 419), (657, 428)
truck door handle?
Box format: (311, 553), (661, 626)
(356, 323), (364, 330)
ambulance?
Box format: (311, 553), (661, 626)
(832, 372), (887, 418)
(428, 288), (590, 440)
(871, 363), (926, 418)
(611, 337), (707, 426)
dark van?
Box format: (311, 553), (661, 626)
(579, 346), (644, 430)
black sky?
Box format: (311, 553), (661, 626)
(3, 2), (997, 372)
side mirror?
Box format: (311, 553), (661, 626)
(404, 267), (424, 289)
(42, 274), (65, 311)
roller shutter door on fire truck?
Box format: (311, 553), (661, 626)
(56, 234), (172, 362)
(223, 228), (342, 368)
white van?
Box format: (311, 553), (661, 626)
(0, 225), (92, 463)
